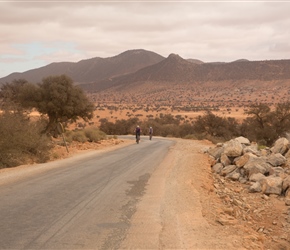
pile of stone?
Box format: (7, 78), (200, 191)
(208, 136), (290, 205)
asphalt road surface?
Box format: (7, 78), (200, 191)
(0, 136), (175, 249)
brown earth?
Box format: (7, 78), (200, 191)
(120, 138), (290, 249)
(2, 138), (289, 249)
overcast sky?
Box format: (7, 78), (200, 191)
(0, 0), (290, 78)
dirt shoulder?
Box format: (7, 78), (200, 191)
(122, 138), (289, 249)
(167, 139), (290, 250)
(121, 138), (248, 249)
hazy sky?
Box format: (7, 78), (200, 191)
(0, 0), (290, 78)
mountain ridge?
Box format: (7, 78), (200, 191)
(1, 49), (290, 106)
(0, 49), (165, 84)
(1, 49), (289, 88)
(80, 53), (290, 93)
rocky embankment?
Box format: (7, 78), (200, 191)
(207, 136), (290, 249)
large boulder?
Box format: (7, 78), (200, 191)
(223, 139), (243, 158)
(284, 150), (290, 159)
(226, 169), (241, 181)
(249, 182), (262, 193)
(267, 153), (287, 167)
(212, 163), (224, 174)
(234, 153), (257, 168)
(282, 176), (290, 194)
(284, 150), (290, 167)
(271, 137), (290, 155)
(235, 136), (250, 145)
(208, 146), (224, 160)
(243, 157), (271, 177)
(249, 173), (266, 182)
(242, 143), (260, 156)
(270, 167), (286, 179)
(260, 176), (283, 195)
(220, 153), (231, 166)
(220, 165), (237, 176)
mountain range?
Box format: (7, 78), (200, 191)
(0, 49), (164, 85)
(1, 49), (290, 106)
(2, 49), (290, 87)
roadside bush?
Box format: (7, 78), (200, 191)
(179, 123), (195, 138)
(65, 127), (107, 143)
(0, 112), (51, 168)
(158, 124), (177, 137)
(241, 102), (290, 146)
(98, 119), (116, 135)
(99, 117), (139, 135)
(193, 111), (239, 140)
(84, 127), (107, 142)
(68, 130), (87, 143)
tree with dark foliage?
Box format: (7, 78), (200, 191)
(0, 75), (94, 135)
(241, 102), (290, 146)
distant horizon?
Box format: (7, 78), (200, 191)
(1, 48), (289, 79)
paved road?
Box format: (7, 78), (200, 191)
(0, 136), (175, 249)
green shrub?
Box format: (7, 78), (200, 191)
(70, 130), (87, 143)
(84, 127), (107, 142)
(65, 127), (107, 143)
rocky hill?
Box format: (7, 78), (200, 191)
(2, 49), (290, 88)
(1, 49), (290, 107)
(80, 53), (290, 92)
(0, 49), (165, 84)
(80, 53), (290, 106)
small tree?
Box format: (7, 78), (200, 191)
(271, 102), (290, 136)
(193, 111), (238, 140)
(0, 75), (95, 135)
(244, 103), (271, 129)
(36, 75), (94, 133)
(241, 103), (290, 146)
(0, 79), (38, 112)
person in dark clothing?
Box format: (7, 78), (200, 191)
(135, 125), (141, 142)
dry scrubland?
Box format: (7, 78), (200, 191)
(86, 79), (290, 127)
(30, 103), (248, 128)
(73, 104), (248, 129)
